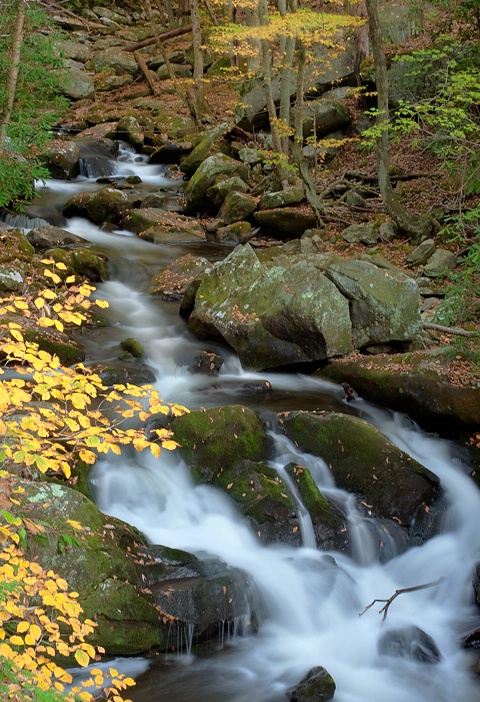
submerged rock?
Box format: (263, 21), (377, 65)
(287, 666), (336, 702)
(378, 626), (441, 663)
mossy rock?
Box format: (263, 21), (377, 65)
(320, 348), (480, 428)
(23, 327), (85, 366)
(5, 477), (164, 654)
(170, 405), (272, 473)
(280, 411), (440, 527)
(148, 254), (211, 299)
(120, 337), (144, 358)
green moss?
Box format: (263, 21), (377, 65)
(285, 462), (334, 522)
(171, 405), (270, 471)
(22, 328), (85, 365)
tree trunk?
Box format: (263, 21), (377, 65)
(292, 40), (324, 224)
(0, 0), (25, 150)
(190, 0), (209, 121)
(365, 0), (433, 240)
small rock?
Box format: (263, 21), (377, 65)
(423, 249), (457, 278)
(407, 238), (436, 267)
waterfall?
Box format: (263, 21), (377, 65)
(29, 142), (480, 702)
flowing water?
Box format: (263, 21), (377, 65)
(22, 145), (480, 701)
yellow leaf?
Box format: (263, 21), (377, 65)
(95, 299), (109, 309)
(29, 624), (42, 641)
(79, 450), (96, 465)
(55, 261), (68, 270)
(150, 444), (161, 459)
(54, 319), (64, 332)
(42, 289), (57, 300)
(17, 622), (29, 634)
(66, 275), (76, 283)
(9, 635), (24, 646)
(14, 299), (28, 310)
(161, 440), (179, 451)
(35, 297), (45, 309)
(74, 649), (90, 667)
(9, 328), (24, 342)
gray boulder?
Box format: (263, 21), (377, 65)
(120, 209), (204, 241)
(87, 48), (139, 77)
(423, 249), (457, 278)
(207, 176), (250, 207)
(341, 223), (378, 246)
(149, 254), (211, 299)
(0, 267), (23, 291)
(86, 188), (142, 224)
(26, 226), (88, 250)
(116, 115), (144, 150)
(325, 259), (422, 348)
(187, 245), (353, 370)
(39, 140), (80, 180)
(297, 98), (350, 138)
(258, 187), (304, 210)
(56, 66), (95, 100)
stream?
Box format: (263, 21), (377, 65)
(22, 143), (480, 702)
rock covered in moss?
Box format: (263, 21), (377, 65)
(149, 254), (211, 299)
(7, 477), (165, 654)
(321, 348), (480, 428)
(170, 405), (272, 474)
(187, 244), (353, 370)
(26, 226), (89, 250)
(287, 666), (336, 702)
(184, 154), (250, 211)
(280, 411), (440, 527)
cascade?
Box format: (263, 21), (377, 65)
(25, 142), (480, 702)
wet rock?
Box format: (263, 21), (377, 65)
(116, 115), (144, 150)
(71, 247), (109, 281)
(148, 142), (189, 164)
(280, 411), (440, 527)
(187, 244), (353, 370)
(287, 666), (336, 702)
(378, 626), (441, 663)
(26, 226), (88, 250)
(120, 337), (144, 358)
(121, 209), (204, 241)
(285, 462), (350, 552)
(170, 405), (272, 474)
(93, 362), (156, 386)
(77, 137), (119, 178)
(86, 187), (142, 224)
(189, 350), (224, 376)
(39, 140), (80, 180)
(137, 545), (257, 642)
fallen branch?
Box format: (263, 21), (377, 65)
(124, 24), (192, 52)
(359, 577), (444, 621)
(344, 171), (438, 183)
(424, 322), (476, 338)
(134, 51), (160, 96)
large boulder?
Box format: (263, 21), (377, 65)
(187, 245), (353, 370)
(180, 123), (230, 176)
(320, 348), (480, 428)
(39, 140), (80, 180)
(86, 48), (139, 77)
(121, 210), (205, 242)
(85, 187), (142, 224)
(136, 545), (257, 641)
(280, 411), (441, 530)
(324, 259), (422, 348)
(184, 154), (250, 211)
(56, 66), (95, 100)
(296, 98), (350, 138)
(254, 207), (317, 238)
(6, 477), (165, 655)
(378, 626), (441, 663)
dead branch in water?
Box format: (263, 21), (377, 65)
(359, 577), (444, 621)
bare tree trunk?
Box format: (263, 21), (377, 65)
(144, 0), (197, 119)
(0, 0), (25, 150)
(190, 0), (210, 121)
(365, 0), (433, 239)
(292, 40), (324, 224)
